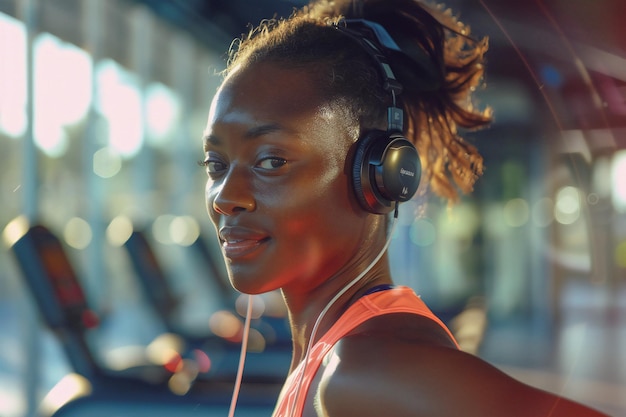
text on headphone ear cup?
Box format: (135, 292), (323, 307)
(352, 131), (421, 214)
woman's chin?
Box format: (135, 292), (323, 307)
(229, 276), (276, 296)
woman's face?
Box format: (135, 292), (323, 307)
(202, 62), (378, 295)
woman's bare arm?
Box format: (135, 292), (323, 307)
(317, 331), (610, 417)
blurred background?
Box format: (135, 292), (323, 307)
(0, 0), (624, 416)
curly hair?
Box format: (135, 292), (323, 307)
(225, 0), (492, 203)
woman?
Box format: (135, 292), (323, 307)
(200, 0), (610, 415)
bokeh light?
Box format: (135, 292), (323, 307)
(2, 215), (29, 247)
(33, 33), (92, 157)
(235, 294), (265, 319)
(612, 150), (626, 212)
(247, 328), (267, 352)
(145, 82), (181, 144)
(146, 333), (185, 367)
(209, 310), (243, 342)
(92, 146), (122, 178)
(554, 186), (581, 225)
(106, 215), (134, 247)
(167, 365), (194, 396)
(39, 373), (92, 417)
(152, 215), (201, 246)
(0, 13), (27, 138)
(152, 214), (176, 245)
(503, 198), (529, 228)
(170, 216), (200, 246)
(95, 59), (143, 157)
(192, 349), (212, 373)
(63, 217), (92, 250)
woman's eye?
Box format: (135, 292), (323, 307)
(257, 157), (287, 170)
(199, 158), (227, 174)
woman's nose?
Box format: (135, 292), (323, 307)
(211, 166), (256, 215)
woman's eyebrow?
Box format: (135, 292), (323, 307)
(244, 123), (283, 139)
(203, 123), (287, 150)
(203, 134), (220, 149)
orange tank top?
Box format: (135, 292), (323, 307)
(272, 286), (459, 417)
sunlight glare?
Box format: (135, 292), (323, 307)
(96, 60), (143, 157)
(33, 33), (92, 157)
(612, 150), (626, 213)
(0, 12), (27, 137)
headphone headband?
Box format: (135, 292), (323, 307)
(335, 19), (422, 214)
(334, 19), (403, 98)
(334, 19), (404, 132)
(336, 18), (442, 93)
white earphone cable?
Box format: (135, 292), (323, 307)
(287, 203), (400, 417)
(227, 204), (400, 417)
(227, 293), (254, 417)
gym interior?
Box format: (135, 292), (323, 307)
(1, 0), (625, 416)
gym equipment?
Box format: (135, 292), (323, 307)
(8, 222), (280, 417)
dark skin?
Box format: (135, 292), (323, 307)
(203, 62), (610, 417)
(203, 62), (391, 359)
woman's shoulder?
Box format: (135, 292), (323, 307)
(315, 325), (609, 417)
(341, 286), (458, 347)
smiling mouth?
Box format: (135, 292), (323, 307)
(222, 237), (270, 258)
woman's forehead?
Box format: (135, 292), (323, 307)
(209, 62), (334, 126)
(203, 62), (357, 153)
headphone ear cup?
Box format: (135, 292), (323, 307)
(352, 131), (421, 214)
(352, 131), (381, 213)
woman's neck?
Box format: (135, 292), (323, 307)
(282, 260), (393, 368)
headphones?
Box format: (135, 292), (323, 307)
(337, 20), (422, 215)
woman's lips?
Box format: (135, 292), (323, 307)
(219, 227), (270, 258)
(222, 237), (270, 258)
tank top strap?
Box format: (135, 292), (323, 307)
(321, 285), (457, 348)
(273, 286), (458, 416)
